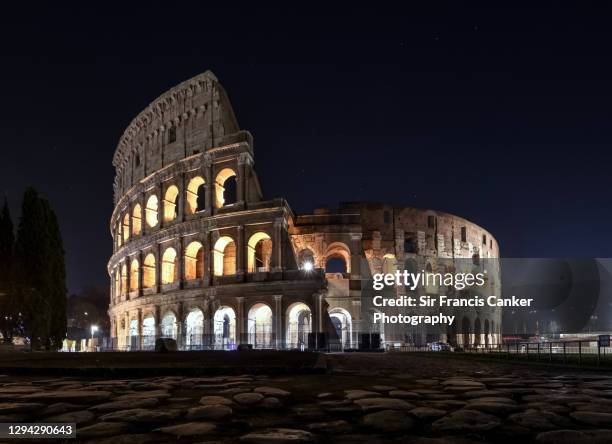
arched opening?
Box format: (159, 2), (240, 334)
(161, 312), (177, 339)
(142, 315), (155, 350)
(143, 253), (156, 289)
(184, 241), (204, 280)
(248, 303), (273, 348)
(325, 257), (347, 273)
(120, 263), (128, 297)
(329, 307), (352, 349)
(474, 318), (482, 348)
(214, 168), (237, 208)
(161, 247), (177, 285)
(132, 204), (142, 236)
(213, 236), (236, 276)
(247, 232), (272, 273)
(186, 176), (206, 214)
(214, 306), (236, 349)
(163, 185), (179, 222)
(145, 195), (159, 227)
(129, 319), (139, 350)
(382, 254), (397, 274)
(185, 308), (204, 349)
(324, 243), (351, 274)
(122, 213), (130, 242)
(286, 303), (312, 350)
(297, 249), (315, 270)
(484, 319), (490, 348)
(462, 317), (470, 347)
(130, 259), (139, 291)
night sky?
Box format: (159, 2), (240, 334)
(2, 4), (612, 294)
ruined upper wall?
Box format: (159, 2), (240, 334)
(112, 71), (248, 202)
(293, 202), (500, 260)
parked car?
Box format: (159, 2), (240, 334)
(429, 342), (453, 352)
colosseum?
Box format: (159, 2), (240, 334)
(108, 70), (502, 351)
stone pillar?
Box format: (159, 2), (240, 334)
(137, 308), (143, 349)
(203, 230), (212, 286)
(271, 218), (285, 272)
(124, 311), (130, 349)
(178, 172), (186, 222)
(349, 233), (362, 280)
(125, 259), (131, 300)
(154, 305), (162, 338)
(236, 225), (245, 276)
(237, 154), (247, 204)
(236, 297), (245, 344)
(274, 295), (283, 349)
(137, 250), (144, 297)
(177, 302), (185, 349)
(203, 155), (213, 213)
(155, 243), (162, 293)
(177, 238), (185, 289)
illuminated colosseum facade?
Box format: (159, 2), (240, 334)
(108, 71), (501, 351)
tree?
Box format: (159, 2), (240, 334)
(0, 196), (18, 342)
(42, 199), (67, 349)
(15, 187), (67, 350)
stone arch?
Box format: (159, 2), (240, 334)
(185, 308), (204, 349)
(161, 311), (178, 339)
(132, 203), (142, 236)
(161, 247), (178, 284)
(247, 232), (272, 273)
(130, 258), (139, 291)
(184, 241), (204, 280)
(214, 306), (236, 349)
(213, 236), (236, 276)
(120, 263), (128, 296)
(214, 168), (237, 208)
(186, 176), (206, 214)
(297, 248), (315, 270)
(145, 194), (159, 227)
(163, 185), (179, 222)
(143, 253), (156, 288)
(122, 213), (130, 242)
(286, 302), (312, 349)
(324, 242), (351, 274)
(329, 307), (352, 348)
(248, 303), (273, 348)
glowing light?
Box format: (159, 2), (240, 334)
(302, 261), (314, 272)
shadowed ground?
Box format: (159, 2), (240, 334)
(0, 352), (610, 443)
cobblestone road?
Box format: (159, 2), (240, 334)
(0, 353), (610, 443)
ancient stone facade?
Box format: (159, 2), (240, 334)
(108, 71), (501, 350)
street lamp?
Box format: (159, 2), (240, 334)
(90, 325), (98, 342)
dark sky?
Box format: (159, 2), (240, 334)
(2, 3), (612, 294)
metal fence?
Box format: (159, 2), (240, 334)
(391, 340), (612, 367)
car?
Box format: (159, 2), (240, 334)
(429, 342), (453, 352)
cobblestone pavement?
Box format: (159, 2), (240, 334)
(0, 354), (611, 443)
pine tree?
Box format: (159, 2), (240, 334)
(15, 187), (52, 349)
(41, 199), (67, 349)
(0, 197), (16, 342)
